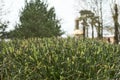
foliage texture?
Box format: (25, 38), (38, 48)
(8, 0), (64, 39)
(0, 38), (120, 80)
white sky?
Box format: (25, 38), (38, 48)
(1, 0), (25, 29)
(48, 0), (77, 36)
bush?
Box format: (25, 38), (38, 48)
(0, 38), (120, 80)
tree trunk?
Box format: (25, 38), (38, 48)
(114, 4), (119, 44)
(83, 19), (86, 39)
(83, 25), (85, 39)
(97, 22), (101, 39)
(86, 26), (88, 37)
(91, 24), (94, 39)
(100, 0), (103, 39)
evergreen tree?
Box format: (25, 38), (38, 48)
(0, 22), (7, 39)
(8, 0), (64, 38)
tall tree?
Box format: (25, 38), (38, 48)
(75, 0), (107, 39)
(113, 4), (119, 44)
(79, 10), (89, 38)
(89, 15), (99, 39)
(79, 10), (96, 38)
(109, 0), (120, 44)
(92, 0), (104, 39)
(8, 0), (64, 39)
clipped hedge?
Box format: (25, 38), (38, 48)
(0, 38), (120, 80)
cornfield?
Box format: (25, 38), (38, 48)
(0, 38), (120, 80)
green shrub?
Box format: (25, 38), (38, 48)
(0, 38), (120, 80)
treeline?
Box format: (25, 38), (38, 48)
(76, 0), (120, 44)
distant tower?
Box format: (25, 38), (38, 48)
(75, 18), (79, 30)
(73, 17), (83, 38)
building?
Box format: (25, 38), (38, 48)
(73, 18), (83, 38)
(103, 35), (114, 44)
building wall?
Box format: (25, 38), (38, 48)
(103, 37), (114, 44)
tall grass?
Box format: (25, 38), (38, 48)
(0, 38), (120, 80)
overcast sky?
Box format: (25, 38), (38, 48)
(1, 0), (25, 29)
(48, 0), (77, 36)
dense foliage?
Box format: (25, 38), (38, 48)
(0, 22), (8, 39)
(0, 38), (120, 80)
(8, 0), (64, 39)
